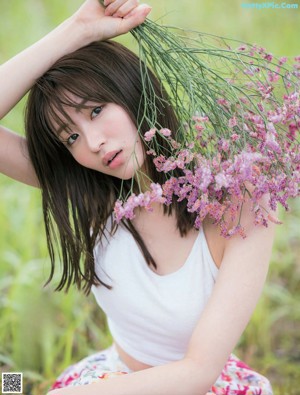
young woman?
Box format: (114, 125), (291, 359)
(0, 0), (275, 394)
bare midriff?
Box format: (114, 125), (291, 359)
(115, 342), (153, 371)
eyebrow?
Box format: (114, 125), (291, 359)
(57, 123), (70, 137)
(55, 98), (93, 136)
(75, 99), (89, 112)
(56, 121), (78, 137)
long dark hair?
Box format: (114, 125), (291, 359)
(25, 40), (195, 294)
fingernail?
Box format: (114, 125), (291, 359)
(141, 4), (152, 13)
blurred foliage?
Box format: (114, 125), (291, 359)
(0, 1), (299, 394)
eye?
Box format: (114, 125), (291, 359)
(91, 106), (103, 119)
(67, 133), (79, 146)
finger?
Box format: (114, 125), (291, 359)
(117, 3), (151, 32)
(123, 3), (150, 19)
(109, 0), (140, 18)
(104, 0), (135, 16)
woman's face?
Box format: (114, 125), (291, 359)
(57, 98), (145, 180)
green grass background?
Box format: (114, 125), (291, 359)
(0, 1), (299, 394)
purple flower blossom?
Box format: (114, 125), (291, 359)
(231, 133), (240, 142)
(264, 53), (273, 62)
(160, 128), (172, 137)
(215, 172), (232, 191)
(114, 183), (166, 222)
(113, 53), (300, 237)
(228, 117), (238, 128)
(279, 57), (288, 65)
(144, 128), (157, 141)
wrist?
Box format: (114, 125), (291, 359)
(52, 16), (93, 55)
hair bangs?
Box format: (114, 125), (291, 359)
(36, 69), (122, 144)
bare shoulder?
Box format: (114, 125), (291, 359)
(202, 191), (276, 269)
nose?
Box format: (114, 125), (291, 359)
(85, 126), (105, 153)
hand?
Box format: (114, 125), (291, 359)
(72, 0), (151, 42)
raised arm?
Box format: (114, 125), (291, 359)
(0, 0), (151, 186)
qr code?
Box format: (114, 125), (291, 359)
(2, 372), (23, 394)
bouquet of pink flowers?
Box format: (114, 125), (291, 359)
(114, 20), (300, 237)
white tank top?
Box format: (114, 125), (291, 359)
(92, 223), (218, 366)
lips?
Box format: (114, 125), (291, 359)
(102, 150), (122, 167)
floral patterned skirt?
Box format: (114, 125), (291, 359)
(50, 345), (273, 394)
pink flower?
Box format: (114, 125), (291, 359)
(231, 134), (240, 142)
(268, 71), (280, 83)
(265, 130), (282, 154)
(288, 123), (298, 141)
(114, 200), (126, 223)
(113, 65), (300, 237)
(227, 224), (246, 239)
(215, 172), (232, 191)
(160, 128), (172, 137)
(239, 97), (250, 105)
(170, 139), (181, 149)
(279, 57), (287, 65)
(257, 103), (264, 112)
(144, 128), (157, 142)
(217, 98), (230, 107)
(228, 117), (237, 128)
(153, 155), (166, 172)
(219, 139), (230, 152)
(113, 184), (166, 222)
(192, 115), (209, 123)
(264, 53), (273, 62)
(195, 124), (205, 132)
(267, 112), (283, 123)
(244, 67), (260, 76)
(146, 149), (157, 156)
